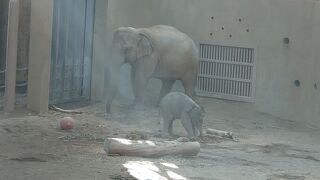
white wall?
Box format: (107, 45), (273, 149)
(92, 0), (320, 127)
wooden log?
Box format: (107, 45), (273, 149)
(206, 128), (233, 139)
(103, 138), (200, 157)
(49, 105), (83, 114)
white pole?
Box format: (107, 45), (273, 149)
(4, 0), (20, 111)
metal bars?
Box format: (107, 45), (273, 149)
(50, 0), (94, 104)
(196, 44), (255, 102)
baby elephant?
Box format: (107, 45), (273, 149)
(159, 92), (205, 139)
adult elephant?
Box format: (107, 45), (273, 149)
(105, 25), (199, 113)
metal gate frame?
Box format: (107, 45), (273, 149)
(50, 0), (95, 104)
(196, 42), (257, 102)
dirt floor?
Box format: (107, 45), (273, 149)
(0, 97), (320, 180)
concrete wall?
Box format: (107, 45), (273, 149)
(25, 0), (320, 126)
(151, 0), (320, 127)
(92, 0), (320, 127)
(158, 0), (320, 127)
(27, 0), (53, 113)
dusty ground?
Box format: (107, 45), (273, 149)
(0, 97), (320, 180)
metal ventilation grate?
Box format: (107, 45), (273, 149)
(196, 44), (255, 102)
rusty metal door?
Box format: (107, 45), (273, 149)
(196, 44), (256, 102)
(50, 0), (95, 104)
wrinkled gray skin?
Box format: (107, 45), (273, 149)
(159, 92), (205, 139)
(105, 25), (199, 113)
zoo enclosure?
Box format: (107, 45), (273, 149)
(196, 43), (256, 102)
(0, 0), (30, 111)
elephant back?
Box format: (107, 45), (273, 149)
(140, 25), (197, 53)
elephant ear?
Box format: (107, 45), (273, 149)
(137, 33), (153, 59)
(187, 104), (201, 121)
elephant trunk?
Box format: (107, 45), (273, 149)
(105, 49), (124, 113)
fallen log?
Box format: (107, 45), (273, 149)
(103, 138), (200, 157)
(206, 128), (233, 139)
(49, 105), (83, 114)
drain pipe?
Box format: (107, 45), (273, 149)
(4, 0), (19, 111)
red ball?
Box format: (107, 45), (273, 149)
(60, 117), (74, 130)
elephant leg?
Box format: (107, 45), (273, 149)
(157, 79), (175, 106)
(162, 119), (170, 135)
(168, 119), (174, 135)
(106, 100), (112, 114)
(133, 55), (158, 106)
(134, 77), (147, 106)
(105, 66), (120, 114)
(181, 75), (196, 98)
(192, 121), (197, 136)
(162, 118), (174, 137)
(130, 66), (137, 104)
(181, 112), (196, 139)
(191, 119), (201, 137)
(133, 70), (148, 105)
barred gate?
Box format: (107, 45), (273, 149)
(196, 44), (256, 102)
(50, 0), (95, 104)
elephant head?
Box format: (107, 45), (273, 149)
(187, 104), (205, 137)
(105, 27), (154, 113)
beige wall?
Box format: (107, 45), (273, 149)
(91, 0), (320, 127)
(152, 0), (320, 127)
(27, 0), (53, 113)
(156, 0), (320, 127)
(26, 0), (320, 127)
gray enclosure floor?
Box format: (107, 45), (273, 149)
(0, 97), (320, 180)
